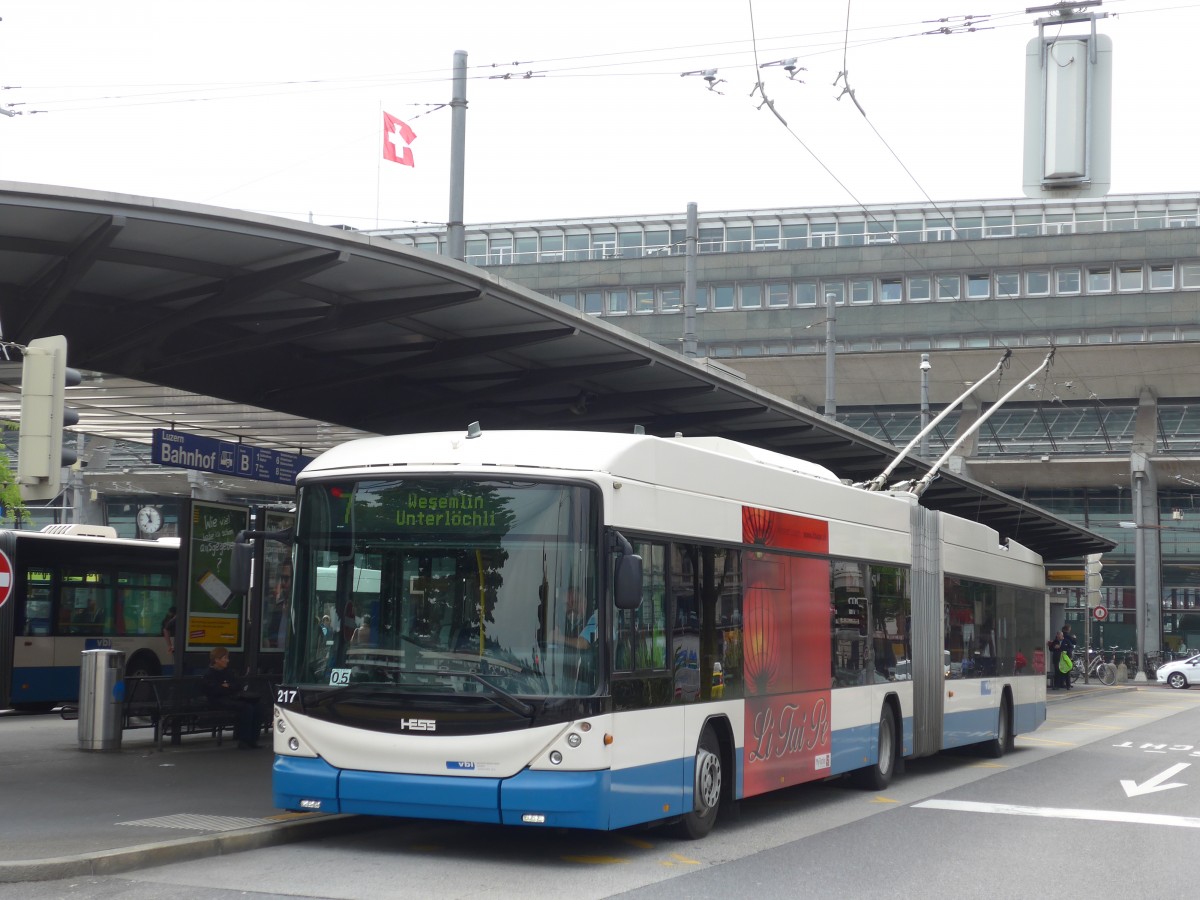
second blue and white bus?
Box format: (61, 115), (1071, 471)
(267, 429), (1047, 837)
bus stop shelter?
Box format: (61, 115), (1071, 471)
(0, 182), (1111, 561)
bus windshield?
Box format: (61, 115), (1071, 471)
(287, 478), (601, 698)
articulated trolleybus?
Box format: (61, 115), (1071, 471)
(270, 428), (1046, 838)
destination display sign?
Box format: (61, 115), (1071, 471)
(151, 428), (313, 486)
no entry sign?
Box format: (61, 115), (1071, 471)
(0, 549), (12, 609)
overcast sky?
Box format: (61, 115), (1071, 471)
(2, 1), (1197, 230)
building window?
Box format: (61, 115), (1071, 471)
(606, 289), (629, 315)
(1150, 265), (1175, 290)
(812, 224), (837, 247)
(1183, 263), (1200, 289)
(698, 227), (724, 253)
(712, 285), (735, 310)
(660, 287), (682, 312)
(1026, 271), (1050, 296)
(1087, 267), (1112, 293)
(767, 283), (791, 307)
(1056, 267), (1081, 295)
(822, 282), (845, 306)
(966, 274), (990, 299)
(488, 238), (513, 265)
(994, 273), (1020, 298)
(985, 215), (1013, 237)
(634, 288), (656, 313)
(765, 341), (790, 355)
(908, 276), (931, 302)
(566, 234), (591, 261)
(935, 336), (963, 349)
(896, 220), (923, 244)
(795, 282), (817, 306)
(618, 232), (643, 259)
(739, 283), (763, 309)
(514, 236), (538, 263)
(540, 235), (564, 261)
(782, 224), (809, 249)
(880, 278), (903, 303)
(838, 222), (865, 247)
(754, 224), (781, 251)
(936, 275), (961, 301)
(558, 292), (578, 309)
(850, 279), (873, 304)
(696, 286), (709, 311)
(583, 291), (603, 315)
(955, 216), (983, 240)
(643, 230), (669, 255)
(465, 239), (488, 265)
(1085, 332), (1114, 344)
(1117, 266), (1144, 292)
(592, 233), (616, 259)
(726, 226), (752, 252)
(1117, 331), (1145, 343)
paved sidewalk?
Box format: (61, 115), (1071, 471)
(0, 711), (362, 884)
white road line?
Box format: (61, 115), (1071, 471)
(914, 799), (1200, 829)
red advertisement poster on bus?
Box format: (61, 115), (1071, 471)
(741, 507), (833, 796)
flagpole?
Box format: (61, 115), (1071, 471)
(447, 50), (467, 261)
(375, 102), (382, 229)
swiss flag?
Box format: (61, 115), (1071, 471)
(382, 112), (416, 166)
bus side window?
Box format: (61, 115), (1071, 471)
(614, 542), (666, 674)
(22, 569), (53, 636)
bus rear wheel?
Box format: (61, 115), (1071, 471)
(674, 728), (722, 840)
(984, 698), (1013, 758)
(854, 708), (896, 791)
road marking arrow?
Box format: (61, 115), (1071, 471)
(1121, 763), (1190, 797)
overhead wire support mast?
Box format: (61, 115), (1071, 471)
(864, 349), (1013, 492)
(906, 349), (1056, 498)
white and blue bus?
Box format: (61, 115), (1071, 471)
(0, 526), (179, 710)
(269, 429), (1047, 837)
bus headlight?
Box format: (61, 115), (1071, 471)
(549, 750), (563, 765)
(566, 732), (581, 748)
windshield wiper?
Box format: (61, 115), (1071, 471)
(470, 674), (534, 718)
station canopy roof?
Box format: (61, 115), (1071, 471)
(0, 182), (1112, 560)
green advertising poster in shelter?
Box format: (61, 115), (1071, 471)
(185, 500), (250, 649)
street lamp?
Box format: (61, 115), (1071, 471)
(919, 353), (931, 457)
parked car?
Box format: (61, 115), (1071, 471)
(1156, 654), (1200, 689)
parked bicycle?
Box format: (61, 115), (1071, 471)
(1070, 648), (1117, 686)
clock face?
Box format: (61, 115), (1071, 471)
(137, 506), (162, 534)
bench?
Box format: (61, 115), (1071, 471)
(122, 674), (275, 750)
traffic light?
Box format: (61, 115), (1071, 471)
(17, 335), (81, 502)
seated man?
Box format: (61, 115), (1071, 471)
(200, 647), (264, 750)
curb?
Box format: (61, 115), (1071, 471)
(0, 813), (375, 884)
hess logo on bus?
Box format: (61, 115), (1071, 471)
(401, 718), (437, 732)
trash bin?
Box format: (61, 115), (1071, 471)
(78, 649), (125, 751)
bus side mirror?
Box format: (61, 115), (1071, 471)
(231, 540), (253, 595)
(614, 552), (643, 610)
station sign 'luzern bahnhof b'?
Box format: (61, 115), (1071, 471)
(151, 428), (314, 486)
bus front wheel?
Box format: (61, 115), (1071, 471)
(125, 652), (162, 679)
(674, 729), (722, 840)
